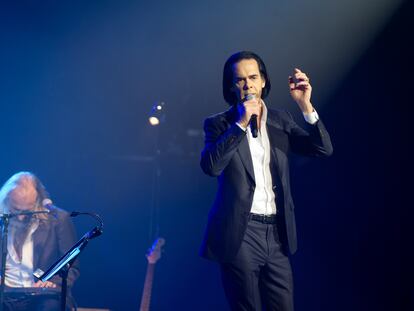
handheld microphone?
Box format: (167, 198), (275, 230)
(245, 94), (258, 138)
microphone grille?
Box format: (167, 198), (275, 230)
(42, 198), (53, 207)
(244, 94), (256, 101)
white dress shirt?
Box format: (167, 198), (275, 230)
(5, 219), (39, 287)
(237, 102), (319, 215)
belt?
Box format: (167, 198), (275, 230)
(249, 213), (277, 224)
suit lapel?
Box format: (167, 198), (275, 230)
(225, 106), (255, 183)
(237, 136), (255, 183)
(266, 112), (284, 181)
(32, 221), (49, 269)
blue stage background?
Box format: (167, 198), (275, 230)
(0, 1), (411, 310)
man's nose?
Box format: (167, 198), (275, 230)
(243, 80), (252, 89)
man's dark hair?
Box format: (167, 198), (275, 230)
(222, 51), (271, 105)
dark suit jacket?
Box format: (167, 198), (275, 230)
(1, 207), (80, 289)
(200, 105), (333, 262)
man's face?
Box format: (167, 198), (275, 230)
(231, 58), (266, 103)
(8, 177), (38, 212)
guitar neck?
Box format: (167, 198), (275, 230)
(139, 263), (155, 311)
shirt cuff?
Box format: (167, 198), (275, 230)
(303, 110), (319, 125)
(236, 122), (247, 132)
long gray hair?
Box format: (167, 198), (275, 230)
(0, 171), (50, 220)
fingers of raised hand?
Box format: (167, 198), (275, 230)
(288, 74), (311, 90)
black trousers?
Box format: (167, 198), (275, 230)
(4, 293), (74, 311)
(220, 220), (294, 311)
(4, 296), (60, 311)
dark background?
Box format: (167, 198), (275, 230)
(0, 0), (412, 310)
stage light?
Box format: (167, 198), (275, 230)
(149, 117), (160, 126)
(148, 101), (165, 126)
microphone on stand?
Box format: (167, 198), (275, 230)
(42, 198), (54, 210)
(5, 209), (50, 218)
(44, 198), (103, 232)
(42, 198), (59, 219)
(70, 211), (104, 239)
(244, 94), (258, 138)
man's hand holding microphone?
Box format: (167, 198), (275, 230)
(237, 94), (261, 138)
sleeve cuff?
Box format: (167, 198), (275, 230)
(303, 110), (319, 125)
(236, 122), (247, 132)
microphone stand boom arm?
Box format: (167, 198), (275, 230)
(34, 212), (103, 311)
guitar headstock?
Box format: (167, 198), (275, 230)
(146, 237), (165, 264)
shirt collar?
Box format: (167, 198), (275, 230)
(260, 100), (268, 125)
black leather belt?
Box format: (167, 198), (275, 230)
(249, 213), (277, 224)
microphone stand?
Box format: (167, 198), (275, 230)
(34, 212), (103, 311)
(0, 210), (50, 311)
